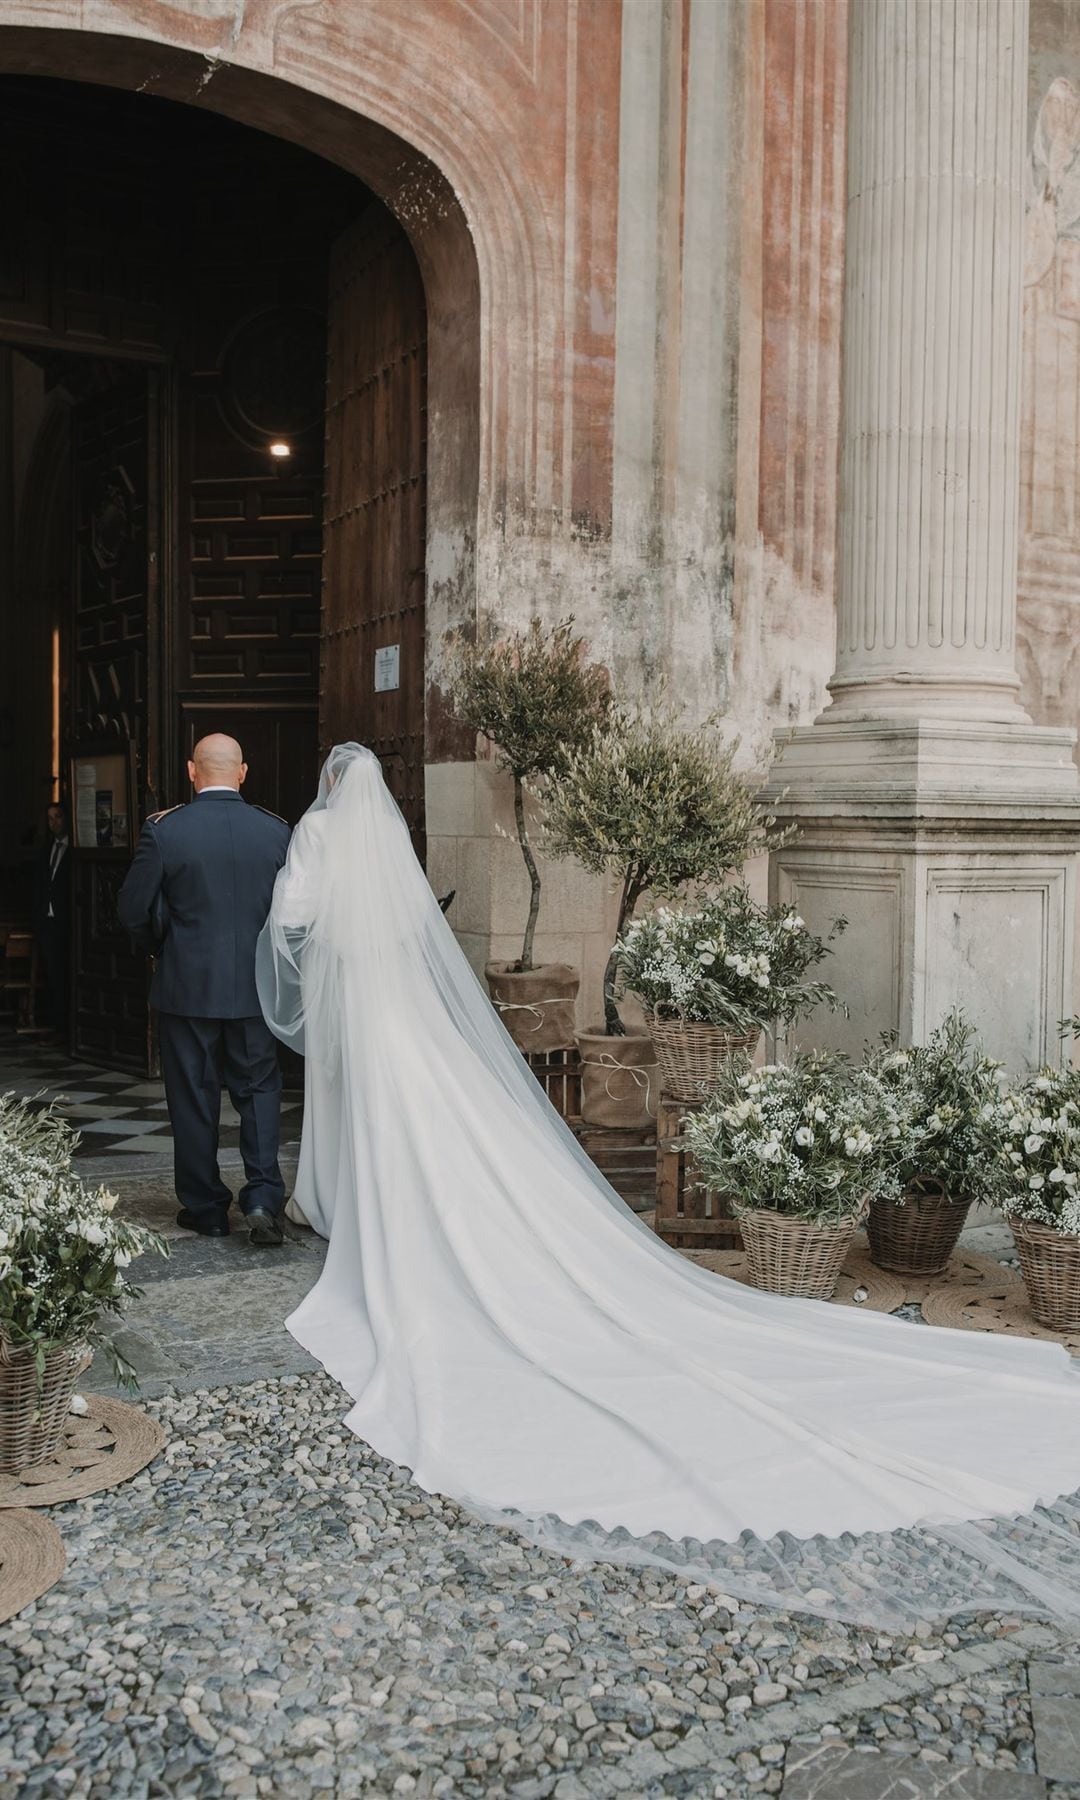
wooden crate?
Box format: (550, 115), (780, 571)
(525, 1047), (581, 1120)
(654, 1097), (741, 1249)
(573, 1119), (656, 1212)
(524, 1046), (657, 1211)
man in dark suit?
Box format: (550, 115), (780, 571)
(33, 801), (71, 1039)
(118, 734), (292, 1245)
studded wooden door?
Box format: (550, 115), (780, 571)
(70, 375), (156, 1071)
(320, 206), (428, 858)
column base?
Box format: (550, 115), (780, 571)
(763, 718), (1080, 1070)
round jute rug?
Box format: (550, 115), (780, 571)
(0, 1397), (165, 1509)
(0, 1509), (65, 1623)
(898, 1247), (1024, 1306)
(685, 1247), (906, 1313)
(921, 1281), (1080, 1356)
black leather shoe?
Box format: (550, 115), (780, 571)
(246, 1207), (284, 1247)
(176, 1208), (230, 1238)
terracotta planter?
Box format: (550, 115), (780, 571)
(649, 1019), (760, 1103)
(486, 962), (579, 1054)
(738, 1204), (867, 1301)
(1009, 1217), (1080, 1333)
(576, 1029), (658, 1130)
(867, 1181), (971, 1278)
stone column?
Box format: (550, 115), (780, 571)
(766, 0), (1080, 1071)
(831, 0), (1026, 723)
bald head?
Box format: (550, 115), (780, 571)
(188, 734), (247, 794)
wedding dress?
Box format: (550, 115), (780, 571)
(256, 744), (1080, 1626)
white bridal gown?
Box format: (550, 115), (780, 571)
(256, 745), (1080, 1626)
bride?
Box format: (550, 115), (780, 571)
(256, 742), (1080, 1626)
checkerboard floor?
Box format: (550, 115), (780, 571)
(0, 1027), (303, 1159)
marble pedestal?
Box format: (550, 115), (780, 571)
(764, 719), (1080, 1071)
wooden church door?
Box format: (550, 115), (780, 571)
(69, 372), (159, 1071)
(319, 205), (428, 860)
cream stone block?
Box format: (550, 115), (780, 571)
(453, 932), (491, 983)
(474, 759), (519, 837)
(773, 854), (907, 1058)
(773, 838), (1076, 1072)
(489, 836), (611, 941)
(425, 761), (476, 838)
(424, 835), (459, 908)
(921, 861), (1072, 1072)
(447, 836), (492, 936)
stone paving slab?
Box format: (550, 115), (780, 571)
(86, 1180), (326, 1396)
(1031, 1691), (1080, 1782)
(1032, 1662), (1080, 1697)
(781, 1741), (1047, 1797)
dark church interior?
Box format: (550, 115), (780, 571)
(0, 76), (428, 1073)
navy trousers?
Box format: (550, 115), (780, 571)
(157, 1012), (285, 1224)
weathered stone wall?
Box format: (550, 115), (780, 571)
(0, 0), (850, 1026)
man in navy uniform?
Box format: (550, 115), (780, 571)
(118, 734), (292, 1245)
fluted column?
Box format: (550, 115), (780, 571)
(829, 0), (1027, 721)
(766, 0), (1080, 1073)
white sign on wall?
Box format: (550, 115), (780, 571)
(374, 644), (401, 693)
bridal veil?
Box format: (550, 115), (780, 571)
(257, 744), (1080, 1628)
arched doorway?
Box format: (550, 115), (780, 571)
(0, 57), (479, 1070)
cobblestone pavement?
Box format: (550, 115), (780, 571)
(2, 1177), (1080, 1798)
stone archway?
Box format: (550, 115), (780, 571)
(0, 21), (484, 776)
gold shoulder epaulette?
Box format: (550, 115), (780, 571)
(146, 804), (186, 825)
(253, 804), (288, 825)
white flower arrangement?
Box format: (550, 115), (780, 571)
(683, 1053), (901, 1223)
(616, 888), (843, 1034)
(860, 1013), (1010, 1209)
(983, 1065), (1080, 1236)
(0, 1092), (167, 1386)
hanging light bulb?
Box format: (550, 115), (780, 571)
(269, 440), (292, 459)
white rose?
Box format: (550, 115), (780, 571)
(926, 1113), (942, 1134)
(1029, 1174), (1045, 1191)
(1009, 1150), (1023, 1164)
(1024, 1135), (1044, 1154)
(80, 1222), (108, 1247)
(1049, 1167), (1068, 1185)
(794, 1126), (814, 1147)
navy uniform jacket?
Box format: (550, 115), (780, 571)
(117, 791), (291, 1019)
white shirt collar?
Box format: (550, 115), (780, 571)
(196, 786), (241, 796)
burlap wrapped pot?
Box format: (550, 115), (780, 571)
(486, 963), (579, 1053)
(576, 1029), (658, 1130)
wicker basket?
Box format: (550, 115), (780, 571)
(649, 1019), (760, 1104)
(866, 1180), (970, 1277)
(1009, 1217), (1080, 1333)
(738, 1204), (866, 1301)
(0, 1339), (91, 1475)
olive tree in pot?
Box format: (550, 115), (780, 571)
(540, 707), (790, 1128)
(450, 617), (611, 1053)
